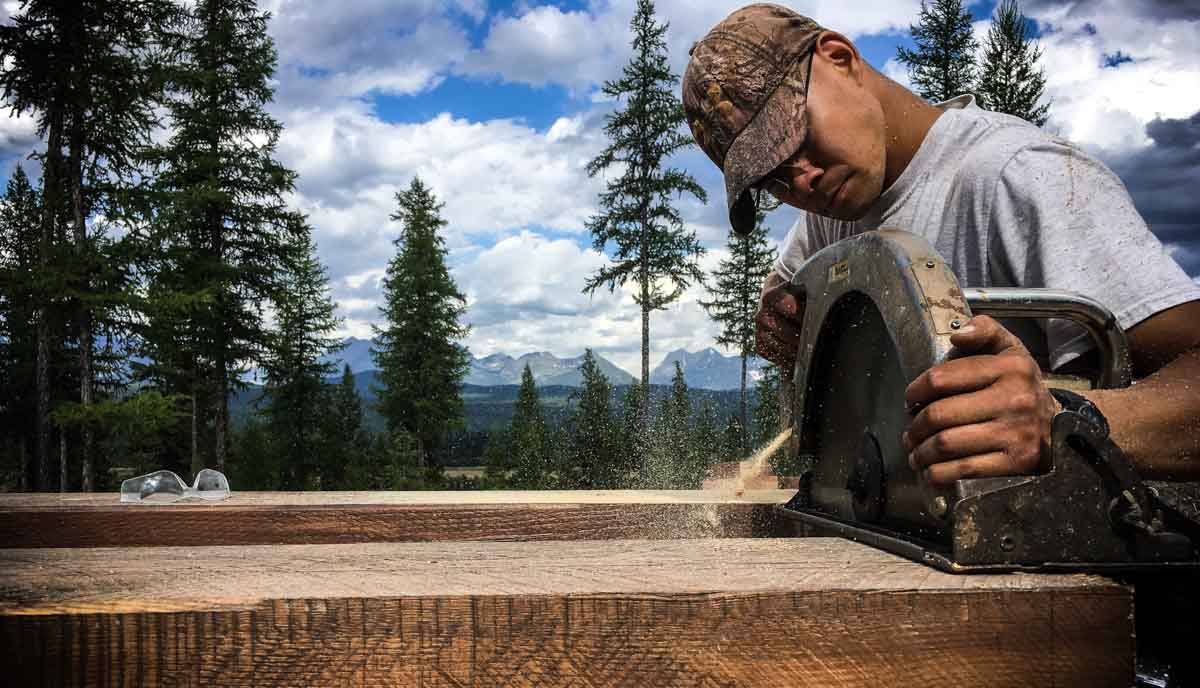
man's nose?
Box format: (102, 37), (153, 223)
(789, 158), (823, 196)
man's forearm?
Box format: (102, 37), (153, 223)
(1086, 348), (1200, 479)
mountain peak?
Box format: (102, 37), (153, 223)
(464, 350), (635, 387)
(649, 349), (767, 390)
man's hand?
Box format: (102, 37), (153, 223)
(754, 270), (804, 380)
(902, 315), (1062, 486)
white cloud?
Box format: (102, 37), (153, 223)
(277, 105), (608, 243)
(459, 5), (624, 92)
(270, 101), (618, 352)
(447, 230), (632, 365)
(450, 229), (726, 374)
(1027, 3), (1200, 152)
(0, 109), (39, 163)
(263, 0), (474, 105)
(881, 57), (914, 91)
(344, 268), (385, 291)
(460, 0), (925, 93)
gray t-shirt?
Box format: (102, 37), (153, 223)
(776, 95), (1200, 370)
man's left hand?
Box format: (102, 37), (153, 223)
(902, 315), (1063, 486)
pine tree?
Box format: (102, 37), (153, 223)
(617, 381), (645, 483)
(143, 0), (304, 474)
(584, 0), (706, 470)
(0, 166), (41, 489)
(0, 0), (173, 490)
(566, 349), (622, 488)
(721, 414), (747, 463)
(482, 430), (513, 488)
(976, 0), (1050, 126)
(228, 418), (280, 489)
(751, 362), (792, 475)
(259, 221), (342, 490)
(751, 363), (782, 448)
(323, 364), (365, 489)
(689, 398), (720, 486)
(508, 365), (550, 489)
(896, 0), (979, 103)
(699, 209), (775, 452)
(647, 361), (691, 488)
(371, 177), (470, 468)
(345, 429), (422, 490)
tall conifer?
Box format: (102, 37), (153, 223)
(618, 382), (645, 481)
(566, 349), (621, 488)
(896, 0), (979, 103)
(689, 398), (720, 485)
(0, 167), (41, 488)
(324, 364), (365, 489)
(751, 363), (782, 448)
(144, 0), (302, 472)
(648, 361), (691, 488)
(259, 221), (342, 489)
(721, 415), (747, 463)
(699, 209), (775, 451)
(751, 362), (792, 475)
(371, 177), (470, 468)
(508, 364), (550, 489)
(584, 0), (706, 466)
(976, 0), (1050, 126)
(1, 0), (172, 489)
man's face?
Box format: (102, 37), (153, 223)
(764, 46), (887, 221)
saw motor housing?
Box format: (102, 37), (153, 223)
(776, 229), (1199, 572)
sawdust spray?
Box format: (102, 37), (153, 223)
(733, 425), (793, 495)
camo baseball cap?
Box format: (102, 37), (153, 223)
(682, 4), (823, 234)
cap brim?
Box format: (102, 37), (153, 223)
(730, 189), (758, 235)
(723, 50), (814, 235)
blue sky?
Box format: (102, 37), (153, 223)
(2, 0), (1198, 375)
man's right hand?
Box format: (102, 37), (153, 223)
(754, 270), (804, 380)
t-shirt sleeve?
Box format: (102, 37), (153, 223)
(775, 211), (821, 281)
(988, 140), (1200, 370)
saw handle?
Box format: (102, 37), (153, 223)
(962, 288), (1132, 389)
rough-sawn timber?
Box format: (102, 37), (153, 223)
(0, 489), (793, 548)
(0, 537), (1132, 687)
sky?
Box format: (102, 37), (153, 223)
(1, 0), (1198, 376)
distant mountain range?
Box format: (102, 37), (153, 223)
(650, 347), (769, 390)
(320, 338), (767, 391)
(466, 351), (636, 387)
(232, 371), (750, 459)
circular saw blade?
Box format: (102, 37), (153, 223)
(790, 230), (972, 542)
(803, 292), (904, 524)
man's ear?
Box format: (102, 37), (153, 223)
(813, 31), (862, 78)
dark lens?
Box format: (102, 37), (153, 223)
(766, 178), (790, 200)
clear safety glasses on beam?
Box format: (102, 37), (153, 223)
(120, 468), (231, 504)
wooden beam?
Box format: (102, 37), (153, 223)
(1, 538), (1132, 687)
(0, 490), (794, 548)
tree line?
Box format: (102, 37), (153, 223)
(0, 0), (469, 492)
(482, 352), (787, 490)
(899, 0), (1050, 124)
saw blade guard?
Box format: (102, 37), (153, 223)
(790, 229), (970, 542)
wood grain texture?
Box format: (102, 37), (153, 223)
(0, 490), (794, 548)
(1, 538), (1133, 687)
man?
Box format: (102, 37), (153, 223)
(682, 3), (1200, 483)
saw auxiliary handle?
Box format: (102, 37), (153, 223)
(776, 228), (1199, 572)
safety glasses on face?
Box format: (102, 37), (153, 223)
(751, 44), (818, 210)
(752, 148), (808, 204)
(120, 468), (231, 504)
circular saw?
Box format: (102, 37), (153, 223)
(776, 229), (1199, 572)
